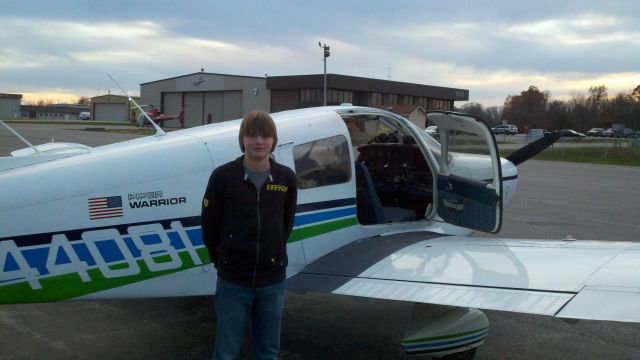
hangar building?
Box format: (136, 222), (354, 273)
(267, 74), (468, 113)
(0, 93), (22, 119)
(140, 73), (268, 128)
(20, 104), (89, 120)
(136, 72), (468, 129)
(90, 94), (139, 122)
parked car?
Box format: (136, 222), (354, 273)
(492, 124), (517, 135)
(79, 112), (91, 120)
(586, 128), (605, 137)
(425, 126), (439, 137)
(602, 128), (614, 137)
(560, 129), (586, 138)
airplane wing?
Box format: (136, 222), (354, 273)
(287, 232), (640, 322)
(1, 143), (93, 172)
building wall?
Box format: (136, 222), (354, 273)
(0, 97), (21, 119)
(273, 87), (454, 112)
(19, 104), (88, 120)
(19, 110), (80, 120)
(267, 74), (464, 113)
(224, 76), (269, 114)
(35, 112), (80, 120)
(141, 78), (178, 111)
(271, 90), (302, 113)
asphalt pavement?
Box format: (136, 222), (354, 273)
(1, 123), (639, 359)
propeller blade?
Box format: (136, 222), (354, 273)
(506, 132), (561, 166)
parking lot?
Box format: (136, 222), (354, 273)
(1, 123), (640, 359)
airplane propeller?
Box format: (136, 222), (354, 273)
(505, 131), (561, 166)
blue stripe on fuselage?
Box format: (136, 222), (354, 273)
(293, 207), (356, 227)
(1, 227), (203, 277)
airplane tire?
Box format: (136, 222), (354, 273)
(441, 348), (477, 360)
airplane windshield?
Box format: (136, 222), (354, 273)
(404, 120), (443, 165)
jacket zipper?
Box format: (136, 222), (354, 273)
(252, 183), (261, 287)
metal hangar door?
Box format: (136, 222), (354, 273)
(94, 103), (126, 121)
(184, 92), (204, 128)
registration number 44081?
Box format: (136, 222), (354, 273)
(0, 221), (204, 290)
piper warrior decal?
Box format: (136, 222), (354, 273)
(128, 191), (187, 209)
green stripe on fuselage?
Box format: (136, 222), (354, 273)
(288, 216), (357, 243)
(0, 248), (211, 304)
(1, 216), (357, 303)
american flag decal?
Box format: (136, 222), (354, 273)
(88, 196), (124, 220)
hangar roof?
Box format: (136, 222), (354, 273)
(0, 93), (23, 99)
(21, 105), (89, 113)
(267, 73), (469, 101)
(140, 72), (265, 86)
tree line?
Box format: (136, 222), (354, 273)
(456, 84), (640, 132)
(25, 96), (91, 106)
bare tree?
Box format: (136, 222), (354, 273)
(455, 103), (502, 126)
(494, 84), (639, 132)
(484, 106), (501, 125)
(35, 98), (55, 106)
(458, 102), (485, 118)
(547, 100), (569, 130)
(501, 86), (549, 128)
(629, 85), (640, 103)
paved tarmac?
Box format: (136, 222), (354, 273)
(1, 123), (640, 359)
(0, 122), (144, 156)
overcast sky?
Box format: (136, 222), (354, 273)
(1, 0), (639, 107)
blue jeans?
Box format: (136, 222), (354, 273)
(213, 278), (285, 360)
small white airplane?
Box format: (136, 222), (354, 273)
(1, 105), (638, 359)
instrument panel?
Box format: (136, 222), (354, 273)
(357, 143), (433, 218)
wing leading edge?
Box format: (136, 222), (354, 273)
(287, 233), (640, 322)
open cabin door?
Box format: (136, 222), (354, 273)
(426, 111), (503, 233)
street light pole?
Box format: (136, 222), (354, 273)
(318, 42), (330, 106)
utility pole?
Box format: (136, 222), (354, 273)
(318, 42), (330, 106)
(386, 65), (392, 80)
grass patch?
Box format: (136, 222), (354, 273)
(502, 146), (640, 166)
(563, 138), (632, 144)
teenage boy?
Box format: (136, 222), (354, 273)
(202, 111), (297, 360)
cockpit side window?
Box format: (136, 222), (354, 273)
(293, 135), (351, 189)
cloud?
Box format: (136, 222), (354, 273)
(0, 16), (305, 100)
(378, 12), (640, 74)
(0, 49), (60, 70)
(1, 2), (639, 108)
(505, 13), (635, 45)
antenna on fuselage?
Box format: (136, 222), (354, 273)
(0, 120), (42, 154)
(107, 74), (166, 137)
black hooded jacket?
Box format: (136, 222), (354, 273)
(201, 156), (297, 287)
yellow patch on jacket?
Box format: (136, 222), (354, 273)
(266, 184), (288, 192)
